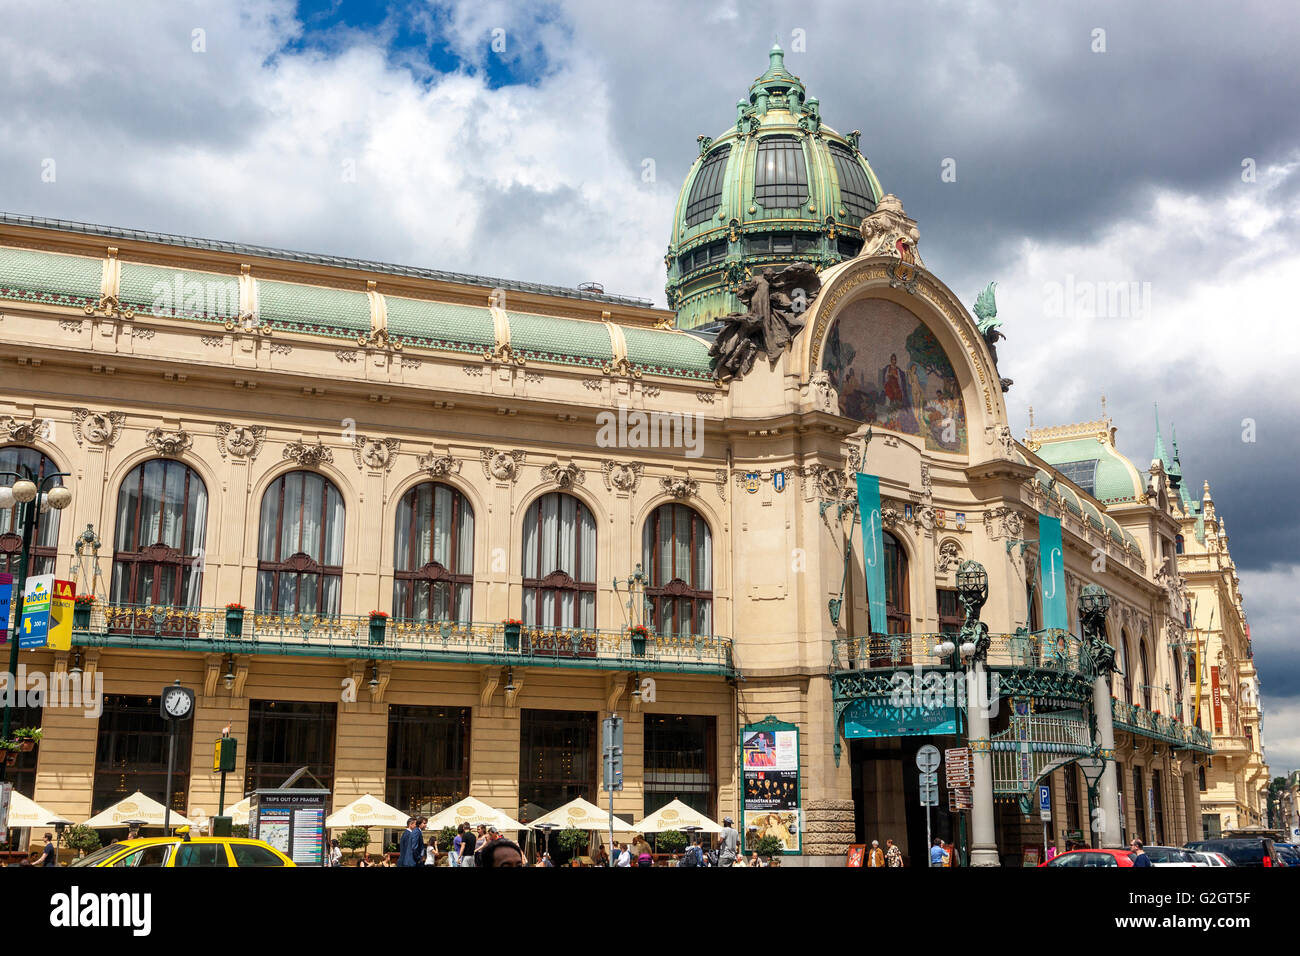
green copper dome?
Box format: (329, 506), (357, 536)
(666, 45), (884, 329)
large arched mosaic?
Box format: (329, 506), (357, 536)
(821, 297), (968, 453)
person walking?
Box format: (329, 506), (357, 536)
(717, 817), (740, 867)
(37, 833), (57, 867)
(885, 839), (903, 868)
(424, 830), (439, 867)
(867, 840), (885, 867)
(328, 838), (343, 867)
(397, 818), (419, 867)
(451, 823), (467, 866)
(929, 838), (947, 868)
(1129, 839), (1153, 867)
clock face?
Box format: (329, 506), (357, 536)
(164, 689), (193, 717)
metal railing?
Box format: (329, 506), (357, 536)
(66, 603), (735, 675)
(1111, 698), (1213, 752)
(831, 629), (1087, 678)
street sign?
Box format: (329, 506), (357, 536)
(948, 788), (973, 811)
(916, 744), (940, 774)
(919, 786), (938, 808)
(920, 772), (937, 785)
(1039, 784), (1051, 821)
(944, 747), (971, 788)
(602, 715), (624, 791)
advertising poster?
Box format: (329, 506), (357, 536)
(742, 720), (801, 853)
(18, 573), (52, 649)
(48, 579), (74, 651)
(0, 572), (12, 644)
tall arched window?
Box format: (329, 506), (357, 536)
(522, 493), (596, 629)
(1174, 534), (1185, 555)
(1116, 626), (1130, 703)
(1138, 639), (1152, 711)
(643, 503), (712, 636)
(257, 471), (344, 616)
(393, 482), (474, 621)
(884, 532), (910, 633)
(111, 459), (207, 606)
(0, 446), (63, 578)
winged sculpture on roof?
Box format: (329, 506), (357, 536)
(972, 281), (1013, 393)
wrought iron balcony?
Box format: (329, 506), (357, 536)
(64, 603), (735, 676)
(831, 629), (1088, 677)
(1110, 698), (1213, 753)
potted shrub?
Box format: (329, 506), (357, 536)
(338, 826), (370, 863)
(12, 727), (42, 752)
(629, 624), (650, 657)
(225, 603), (245, 637)
(658, 829), (687, 856)
(556, 827), (589, 864)
(64, 824), (102, 860)
(502, 618), (524, 652)
(0, 740), (18, 765)
(368, 610), (388, 645)
(755, 834), (785, 865)
(74, 594), (95, 629)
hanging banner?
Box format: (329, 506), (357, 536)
(856, 473), (888, 636)
(1210, 666), (1223, 733)
(19, 574), (53, 649)
(48, 579), (75, 651)
(1037, 515), (1067, 630)
(0, 572), (12, 644)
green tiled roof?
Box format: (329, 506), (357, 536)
(256, 279), (370, 339)
(118, 263), (239, 322)
(0, 246), (101, 308)
(1081, 501), (1104, 531)
(1123, 529), (1142, 555)
(385, 296), (496, 355)
(1036, 437), (1142, 503)
(621, 325), (713, 380)
(507, 311), (613, 368)
(1058, 486), (1083, 517)
(1103, 514), (1124, 544)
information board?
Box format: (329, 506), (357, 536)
(248, 789), (329, 867)
(741, 717), (801, 854)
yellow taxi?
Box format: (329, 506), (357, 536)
(69, 834), (296, 868)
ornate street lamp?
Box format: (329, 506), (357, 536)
(956, 560), (990, 660)
(1, 469), (73, 782)
(223, 656), (236, 690)
(1079, 584), (1110, 634)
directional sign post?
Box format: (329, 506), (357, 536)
(917, 745), (940, 863)
(1039, 784), (1052, 862)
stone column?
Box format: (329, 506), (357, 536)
(968, 660), (999, 866)
(1092, 677), (1123, 847)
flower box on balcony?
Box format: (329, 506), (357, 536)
(629, 625), (650, 657)
(73, 601), (93, 629)
(503, 620), (523, 652)
(225, 605), (245, 638)
(369, 612), (388, 645)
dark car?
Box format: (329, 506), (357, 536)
(1275, 843), (1300, 867)
(1185, 838), (1284, 868)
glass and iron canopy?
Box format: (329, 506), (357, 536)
(666, 45), (885, 329)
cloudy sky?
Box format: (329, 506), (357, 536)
(3, 1), (1297, 773)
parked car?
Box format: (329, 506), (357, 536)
(1189, 850), (1234, 867)
(69, 836), (295, 867)
(1039, 848), (1135, 867)
(1275, 843), (1300, 867)
(1185, 837), (1284, 867)
(1141, 845), (1200, 867)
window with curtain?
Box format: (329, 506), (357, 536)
(392, 482), (473, 622)
(0, 446), (63, 578)
(1119, 628), (1132, 704)
(256, 471), (344, 616)
(111, 459), (207, 607)
(643, 503), (712, 636)
(884, 532), (909, 633)
(522, 493), (596, 629)
(1139, 639), (1152, 711)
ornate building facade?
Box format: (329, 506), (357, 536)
(1, 49), (1249, 865)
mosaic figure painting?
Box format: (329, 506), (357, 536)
(821, 298), (968, 452)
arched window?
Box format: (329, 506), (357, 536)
(256, 471), (344, 616)
(111, 459), (207, 607)
(1138, 639), (1152, 711)
(643, 503), (712, 636)
(393, 482), (474, 621)
(522, 493), (595, 629)
(884, 532), (910, 634)
(1116, 626), (1130, 703)
(1198, 765), (1207, 792)
(1175, 534), (1185, 555)
(0, 446), (63, 578)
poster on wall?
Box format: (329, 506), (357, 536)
(742, 718), (801, 854)
(249, 788), (329, 867)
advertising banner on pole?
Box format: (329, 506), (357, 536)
(18, 574), (53, 649)
(856, 473), (887, 636)
(48, 579), (75, 651)
(1037, 515), (1067, 630)
(0, 572), (12, 644)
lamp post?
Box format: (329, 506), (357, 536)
(0, 470), (73, 783)
(1079, 583), (1123, 848)
(953, 560), (998, 867)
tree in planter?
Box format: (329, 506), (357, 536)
(436, 826), (457, 853)
(64, 824), (102, 859)
(754, 834), (785, 861)
(555, 828), (589, 863)
(657, 829), (687, 855)
(338, 826), (370, 863)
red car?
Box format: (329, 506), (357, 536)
(1038, 848), (1135, 867)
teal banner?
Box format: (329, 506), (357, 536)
(1038, 514), (1067, 630)
(857, 473), (888, 636)
(842, 698), (959, 738)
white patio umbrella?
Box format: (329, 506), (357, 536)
(530, 797), (635, 833)
(325, 794), (410, 829)
(424, 796), (526, 833)
(631, 799), (724, 834)
(3, 791), (62, 829)
(222, 797), (250, 826)
(82, 791), (192, 830)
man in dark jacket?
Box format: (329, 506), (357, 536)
(398, 818), (422, 867)
(1129, 839), (1153, 867)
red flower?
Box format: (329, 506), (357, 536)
(225, 603), (245, 610)
(75, 594), (97, 605)
(502, 619), (523, 627)
(369, 611), (389, 619)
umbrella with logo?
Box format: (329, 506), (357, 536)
(631, 799), (724, 833)
(424, 796), (526, 833)
(325, 794), (410, 829)
(82, 791), (193, 831)
(529, 797), (635, 865)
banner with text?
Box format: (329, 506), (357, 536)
(857, 473), (888, 636)
(1038, 515), (1067, 630)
